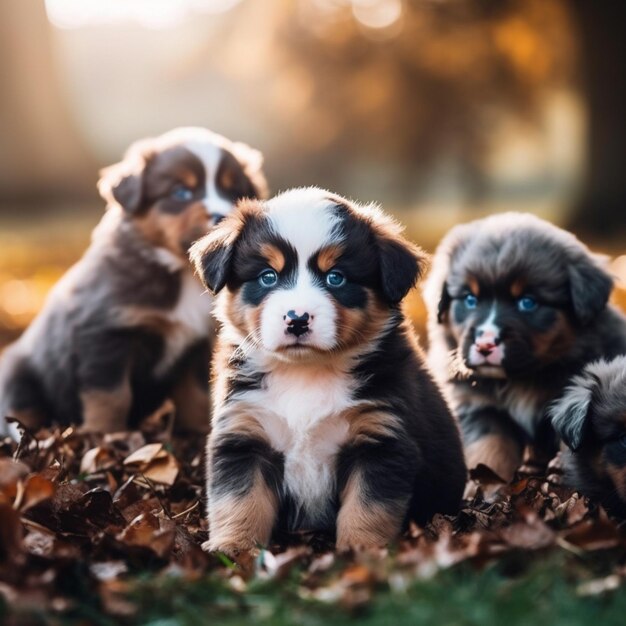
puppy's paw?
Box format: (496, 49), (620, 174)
(336, 522), (395, 553)
(201, 535), (257, 558)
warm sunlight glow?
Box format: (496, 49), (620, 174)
(45, 0), (242, 29)
(352, 0), (402, 30)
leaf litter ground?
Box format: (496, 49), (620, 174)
(1, 404), (626, 626)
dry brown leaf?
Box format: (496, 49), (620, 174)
(15, 474), (55, 512)
(142, 453), (179, 486)
(123, 443), (165, 466)
(561, 516), (621, 551)
(80, 446), (115, 474)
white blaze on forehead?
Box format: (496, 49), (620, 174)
(476, 305), (500, 340)
(264, 188), (343, 260)
(257, 188), (344, 353)
(183, 140), (234, 219)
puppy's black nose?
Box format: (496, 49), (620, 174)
(285, 310), (310, 337)
(287, 310), (310, 323)
(212, 213), (226, 225)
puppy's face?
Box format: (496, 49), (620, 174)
(191, 188), (425, 361)
(98, 127), (268, 258)
(551, 357), (626, 505)
(427, 214), (612, 379)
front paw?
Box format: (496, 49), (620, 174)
(336, 512), (400, 552)
(201, 535), (257, 557)
(336, 527), (391, 552)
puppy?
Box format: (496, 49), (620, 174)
(0, 127), (267, 436)
(190, 187), (466, 555)
(423, 212), (626, 482)
(551, 356), (626, 516)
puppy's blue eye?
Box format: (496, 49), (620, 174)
(517, 296), (538, 312)
(171, 185), (194, 201)
(326, 270), (346, 287)
(259, 269), (278, 287)
(464, 294), (478, 309)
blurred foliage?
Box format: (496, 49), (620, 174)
(265, 0), (577, 194)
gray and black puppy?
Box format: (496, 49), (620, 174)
(423, 212), (626, 481)
(551, 356), (626, 516)
(0, 127), (267, 437)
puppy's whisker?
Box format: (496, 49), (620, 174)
(231, 330), (263, 362)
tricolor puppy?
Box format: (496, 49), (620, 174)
(424, 213), (626, 482)
(551, 356), (626, 516)
(190, 187), (466, 555)
(0, 127), (267, 437)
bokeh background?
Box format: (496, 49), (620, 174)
(1, 0), (625, 345)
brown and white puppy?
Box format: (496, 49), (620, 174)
(0, 127), (267, 437)
(551, 356), (626, 516)
(190, 187), (466, 555)
(424, 212), (626, 482)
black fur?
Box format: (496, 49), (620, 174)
(551, 356), (626, 516)
(424, 212), (626, 479)
(197, 188), (466, 553)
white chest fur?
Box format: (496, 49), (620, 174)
(248, 363), (354, 518)
(155, 271), (213, 375)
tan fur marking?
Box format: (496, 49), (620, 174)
(181, 171), (198, 188)
(159, 203), (210, 257)
(219, 167), (236, 192)
(213, 404), (268, 441)
(134, 203), (210, 259)
(334, 291), (389, 351)
(336, 471), (405, 550)
(532, 312), (575, 362)
(261, 244), (285, 273)
(317, 245), (343, 273)
(467, 276), (480, 297)
(343, 406), (399, 444)
(205, 468), (278, 555)
(510, 279), (526, 298)
(465, 434), (523, 482)
(81, 384), (132, 433)
(225, 292), (249, 337)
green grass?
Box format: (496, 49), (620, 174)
(4, 551), (625, 626)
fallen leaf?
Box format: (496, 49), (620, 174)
(124, 443), (165, 466)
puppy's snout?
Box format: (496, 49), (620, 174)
(474, 327), (501, 355)
(284, 310), (311, 338)
(211, 213), (226, 226)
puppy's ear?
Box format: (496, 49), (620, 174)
(437, 283), (452, 323)
(190, 201), (257, 294)
(550, 374), (598, 451)
(97, 143), (153, 214)
(229, 141), (269, 200)
(568, 254), (613, 325)
(377, 233), (429, 304)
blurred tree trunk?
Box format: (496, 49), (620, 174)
(568, 1), (626, 236)
(0, 1), (95, 203)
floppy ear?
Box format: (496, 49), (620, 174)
(549, 375), (597, 451)
(98, 157), (146, 214)
(229, 141), (269, 200)
(568, 254), (613, 325)
(377, 234), (429, 304)
(436, 283), (452, 323)
(189, 202), (259, 294)
(189, 221), (238, 294)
